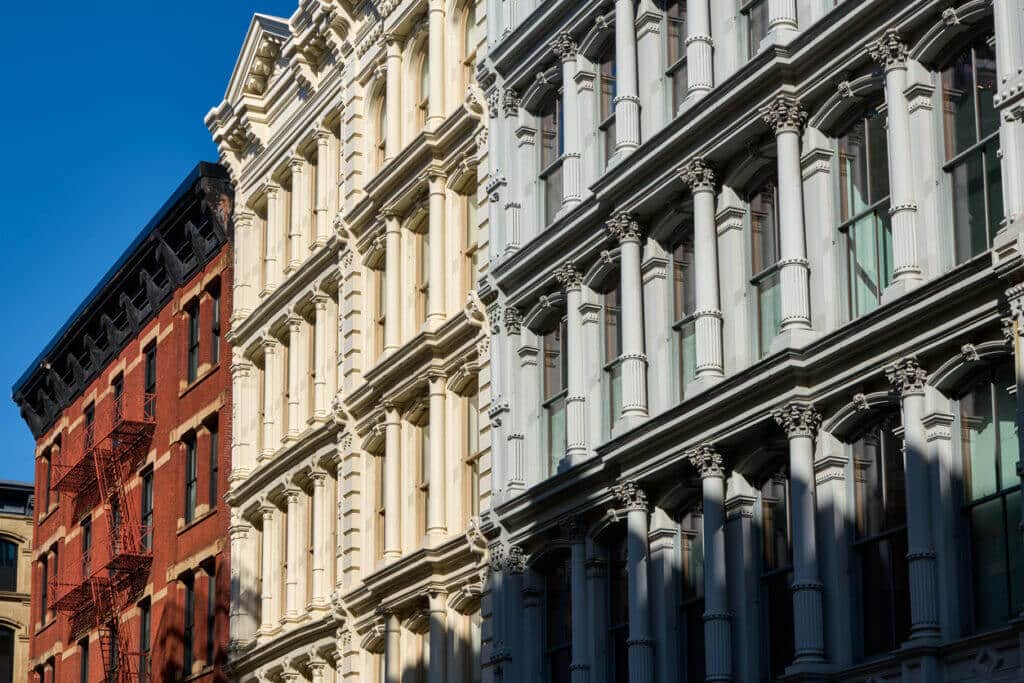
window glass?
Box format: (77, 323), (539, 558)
(604, 289), (623, 428)
(0, 627), (12, 683)
(187, 302), (200, 383)
(140, 600), (151, 679)
(543, 319), (568, 474)
(664, 0), (687, 111)
(750, 180), (781, 355)
(183, 579), (195, 674)
(211, 286), (221, 365)
(672, 237), (698, 389)
(598, 46), (617, 167)
(144, 343), (157, 419)
(544, 554), (572, 683)
(744, 0), (770, 58)
(209, 420), (219, 508)
(184, 435), (198, 523)
(141, 470), (154, 550)
(608, 531), (629, 683)
(540, 96), (565, 225)
(760, 473), (794, 678)
(0, 541), (15, 592)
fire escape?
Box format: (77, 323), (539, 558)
(50, 392), (156, 682)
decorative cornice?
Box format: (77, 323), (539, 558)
(679, 158), (716, 193)
(886, 356), (928, 396)
(773, 403), (822, 439)
(762, 95), (807, 134)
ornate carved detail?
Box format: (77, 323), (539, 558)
(762, 96), (807, 134)
(612, 480), (648, 512)
(502, 88), (521, 118)
(837, 80), (856, 99)
(554, 262), (583, 289)
(941, 7), (961, 26)
(852, 393), (870, 411)
(961, 343), (980, 363)
(886, 356), (928, 396)
(773, 403), (822, 438)
(606, 211), (644, 243)
(488, 542), (505, 572)
(506, 545), (526, 574)
(679, 158), (717, 193)
(868, 29), (908, 70)
(550, 32), (578, 61)
(504, 306), (523, 335)
(687, 445), (724, 478)
(560, 515), (585, 541)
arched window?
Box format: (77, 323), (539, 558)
(542, 552), (572, 683)
(748, 176), (781, 357)
(942, 34), (1001, 264)
(539, 95), (565, 226)
(662, 0), (687, 113)
(0, 626), (13, 683)
(462, 2), (478, 89)
(957, 364), (1023, 630)
(607, 529), (629, 683)
(418, 52), (430, 128)
(679, 509), (705, 683)
(597, 43), (617, 168)
(837, 103), (892, 319)
(0, 540), (16, 591)
(602, 289), (623, 431)
(375, 97), (388, 170)
(542, 318), (569, 475)
(671, 231), (697, 394)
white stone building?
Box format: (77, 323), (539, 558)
(206, 0), (490, 680)
(479, 0), (1024, 682)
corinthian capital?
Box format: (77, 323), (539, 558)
(550, 32), (578, 61)
(868, 29), (909, 70)
(762, 96), (807, 135)
(554, 262), (583, 289)
(506, 545), (526, 574)
(773, 403), (822, 438)
(612, 480), (648, 512)
(680, 158), (717, 193)
(503, 306), (523, 335)
(886, 356), (928, 396)
(606, 211), (644, 244)
(687, 445), (724, 479)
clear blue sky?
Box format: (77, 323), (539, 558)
(0, 2), (297, 484)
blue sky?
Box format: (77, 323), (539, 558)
(0, 2), (297, 483)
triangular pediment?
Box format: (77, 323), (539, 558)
(223, 14), (292, 104)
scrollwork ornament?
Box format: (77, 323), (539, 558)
(550, 32), (578, 61)
(773, 403), (822, 438)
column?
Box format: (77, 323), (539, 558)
(310, 470), (328, 607)
(648, 510), (679, 683)
(286, 317), (303, 440)
(383, 403), (402, 561)
(230, 359), (254, 481)
(289, 158), (307, 271)
(427, 0), (445, 130)
(427, 173), (447, 328)
(993, 0), (1024, 232)
(685, 0), (713, 105)
(1006, 287), (1024, 619)
(724, 474), (759, 682)
(283, 488), (301, 619)
(427, 373), (447, 543)
(518, 329), (541, 487)
(264, 184), (281, 291)
(612, 482), (653, 683)
(551, 33), (582, 207)
(555, 263), (587, 463)
(886, 357), (941, 641)
(505, 308), (526, 493)
(613, 0), (640, 154)
(385, 611), (401, 683)
(428, 591), (448, 683)
(313, 295), (329, 420)
(504, 546), (526, 682)
(233, 210), (255, 316)
(562, 517), (590, 683)
(686, 446), (732, 682)
(309, 656), (328, 683)
(384, 213), (402, 353)
(314, 131), (332, 247)
(680, 159), (725, 382)
(259, 504), (278, 632)
(868, 30), (922, 292)
(767, 0), (798, 45)
(229, 515), (256, 645)
(502, 90), (522, 254)
(762, 96), (813, 341)
(521, 580), (543, 681)
(385, 34), (403, 162)
(607, 213), (649, 425)
(772, 404), (826, 665)
(261, 339), (279, 458)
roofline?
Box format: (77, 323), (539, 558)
(0, 481), (34, 492)
(11, 161), (229, 397)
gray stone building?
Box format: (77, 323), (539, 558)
(477, 0), (1024, 682)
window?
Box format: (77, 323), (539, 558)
(141, 470), (153, 551)
(110, 497), (122, 555)
(375, 270), (387, 359)
(942, 36), (1001, 264)
(417, 232), (430, 327)
(211, 286), (221, 365)
(679, 510), (705, 683)
(418, 53), (430, 128)
(607, 530), (629, 683)
(107, 619), (119, 678)
(206, 568), (216, 666)
(603, 289), (623, 430)
(84, 402), (95, 449)
(144, 342), (157, 419)
(183, 578), (195, 674)
(42, 452), (52, 512)
(959, 364), (1023, 630)
(208, 420), (219, 509)
(760, 471), (795, 679)
(540, 96), (566, 226)
(597, 45), (617, 167)
(749, 178), (782, 357)
(375, 98), (388, 169)
(79, 638), (89, 683)
(184, 434), (198, 524)
(852, 424), (910, 657)
(187, 301), (200, 383)
(418, 421), (430, 537)
(462, 1), (477, 88)
(542, 318), (569, 475)
(139, 599), (151, 681)
(0, 626), (12, 683)
(0, 540), (15, 592)
(742, 0), (770, 58)
(664, 0), (687, 113)
(465, 393), (481, 519)
(113, 374), (124, 420)
(463, 193), (479, 296)
(839, 106), (893, 318)
(81, 518), (92, 578)
(39, 556), (48, 621)
(375, 454), (387, 560)
(672, 236), (698, 392)
(543, 553), (572, 683)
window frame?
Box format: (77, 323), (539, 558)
(375, 453), (387, 561)
(596, 42), (617, 168)
(740, 0), (771, 59)
(539, 94), (566, 226)
(663, 0), (688, 113)
(139, 598), (151, 681)
(183, 577), (195, 675)
(464, 392), (482, 520)
(747, 178), (783, 357)
(542, 318), (569, 475)
(208, 419), (219, 509)
(141, 469), (154, 551)
(601, 288), (624, 431)
(184, 434), (198, 524)
(759, 470), (796, 679)
(144, 342), (157, 419)
(211, 285), (221, 366)
(187, 300), (200, 384)
(0, 539), (17, 592)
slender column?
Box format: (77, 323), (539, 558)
(286, 317), (303, 440)
(502, 90), (522, 254)
(233, 210), (255, 316)
(427, 373), (447, 542)
(427, 0), (445, 130)
(868, 30), (922, 290)
(314, 131), (331, 248)
(283, 488), (301, 619)
(767, 0), (798, 44)
(259, 505), (278, 632)
(1006, 286), (1024, 618)
(385, 610), (401, 683)
(261, 339), (279, 458)
(288, 158), (307, 271)
(687, 446), (732, 682)
(313, 295), (329, 420)
(384, 212), (402, 353)
(607, 214), (649, 424)
(228, 514), (256, 645)
(518, 331), (541, 487)
(383, 403), (402, 561)
(993, 0), (1024, 232)
(684, 0), (713, 105)
(555, 263), (588, 463)
(562, 517), (590, 683)
(521, 581), (543, 681)
(612, 482), (653, 683)
(551, 33), (582, 207)
(264, 184), (281, 291)
(613, 0), (640, 154)
(772, 404), (826, 664)
(504, 308), (525, 493)
(427, 173), (447, 328)
(763, 97), (813, 337)
(428, 591), (448, 683)
(886, 357), (941, 641)
(384, 34), (403, 161)
(230, 359), (253, 481)
(504, 546), (526, 682)
(680, 159), (724, 381)
(310, 471), (328, 607)
(308, 657), (328, 683)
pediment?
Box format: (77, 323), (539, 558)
(224, 14), (292, 105)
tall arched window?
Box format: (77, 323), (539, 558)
(671, 232), (697, 394)
(542, 318), (569, 475)
(542, 552), (572, 683)
(0, 540), (16, 591)
(748, 176), (781, 357)
(375, 97), (388, 170)
(602, 288), (623, 432)
(417, 52), (430, 128)
(597, 43), (617, 168)
(0, 626), (13, 683)
(462, 2), (478, 89)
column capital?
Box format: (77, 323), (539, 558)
(559, 514), (586, 542)
(259, 503), (277, 520)
(679, 158), (717, 193)
(762, 95), (807, 135)
(503, 306), (523, 335)
(506, 545), (526, 575)
(310, 469), (329, 485)
(502, 88), (521, 118)
(868, 29), (909, 70)
(427, 370), (447, 391)
(262, 337), (279, 353)
(314, 128), (332, 145)
(383, 31), (405, 49)
(231, 360), (254, 379)
(773, 403), (822, 438)
(554, 261), (583, 290)
(686, 445), (724, 479)
(289, 156), (306, 173)
(885, 356), (928, 396)
(550, 32), (578, 62)
(283, 487), (302, 504)
(286, 314), (304, 332)
(612, 480), (648, 512)
(264, 182), (282, 199)
(606, 211), (644, 244)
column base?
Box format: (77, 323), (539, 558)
(760, 26), (799, 52)
(615, 412), (649, 435)
(684, 373), (723, 401)
(782, 661), (832, 682)
(769, 328), (821, 354)
(881, 276), (923, 305)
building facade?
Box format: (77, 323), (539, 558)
(479, 0), (1024, 682)
(206, 0), (489, 681)
(13, 163), (235, 683)
(0, 482), (34, 683)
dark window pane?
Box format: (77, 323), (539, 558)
(976, 43), (999, 140)
(943, 50), (978, 159)
(970, 497), (1010, 629)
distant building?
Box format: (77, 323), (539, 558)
(13, 163), (234, 683)
(0, 481), (33, 683)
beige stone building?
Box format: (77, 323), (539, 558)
(206, 0), (491, 680)
(0, 481), (33, 683)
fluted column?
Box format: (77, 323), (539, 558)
(768, 0), (799, 44)
(314, 131), (331, 248)
(551, 33), (582, 207)
(613, 482), (653, 683)
(427, 172), (447, 328)
(607, 213), (648, 423)
(886, 357), (941, 641)
(283, 488), (301, 619)
(428, 590), (448, 683)
(427, 373), (447, 543)
(555, 263), (587, 463)
(233, 210), (255, 317)
(384, 34), (403, 161)
(680, 159), (724, 381)
(563, 517), (590, 683)
(773, 404), (826, 664)
(229, 515), (256, 645)
(685, 0), (713, 105)
(313, 295), (329, 420)
(383, 403), (402, 561)
(993, 0), (1024, 234)
(384, 212), (402, 354)
(259, 504), (278, 632)
(261, 339), (280, 459)
(687, 446), (731, 682)
(385, 610), (401, 683)
(310, 471), (328, 607)
(504, 308), (526, 493)
(289, 158), (307, 271)
(286, 316), (303, 440)
(868, 30), (922, 290)
(763, 97), (813, 338)
(613, 0), (640, 154)
(264, 184), (282, 292)
(230, 359), (254, 481)
(427, 0), (445, 130)
(308, 656), (328, 683)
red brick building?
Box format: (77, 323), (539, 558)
(13, 163), (234, 683)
